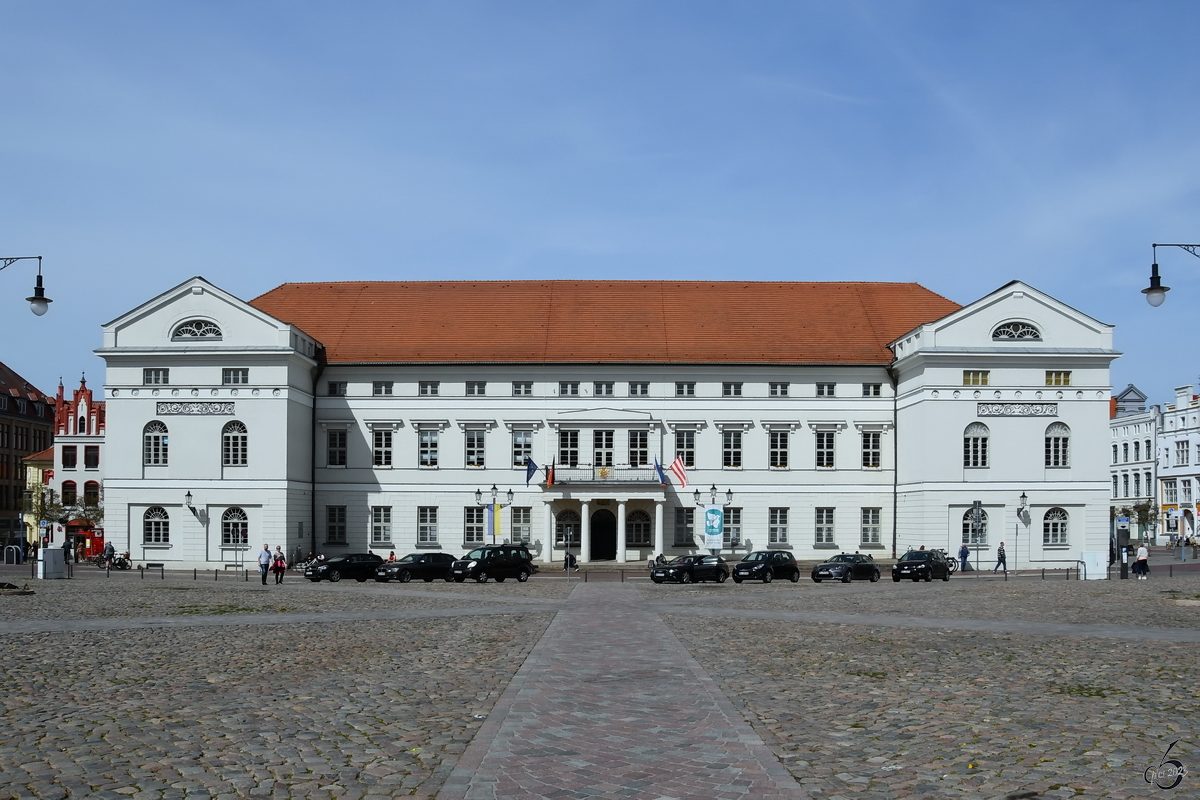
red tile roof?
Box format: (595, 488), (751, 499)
(24, 446), (54, 462)
(250, 281), (960, 365)
(0, 361), (53, 402)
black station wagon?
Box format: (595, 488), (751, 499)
(375, 552), (456, 583)
(449, 545), (537, 583)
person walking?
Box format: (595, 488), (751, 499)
(993, 542), (1007, 573)
(958, 543), (970, 572)
(1135, 543), (1150, 579)
(257, 544), (272, 585)
(271, 551), (287, 584)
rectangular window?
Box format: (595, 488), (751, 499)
(327, 381), (347, 396)
(512, 430), (533, 467)
(675, 430), (695, 467)
(371, 507), (392, 544)
(464, 507), (484, 545)
(559, 381), (579, 396)
(862, 383), (882, 397)
(722, 430), (742, 468)
(62, 446), (77, 469)
(419, 430), (439, 467)
(419, 381), (440, 396)
(673, 507), (694, 546)
(373, 381), (393, 396)
(629, 381), (649, 397)
(628, 430), (648, 466)
(1165, 480), (1178, 504)
(222, 368), (249, 385)
(815, 507), (835, 545)
(511, 507), (532, 543)
(466, 381), (487, 396)
(861, 432), (881, 468)
(1177, 441), (1190, 467)
(816, 383), (835, 397)
(963, 371), (990, 386)
(594, 381), (614, 397)
(1045, 371), (1072, 386)
(512, 381), (533, 396)
(84, 446), (99, 469)
(559, 430), (580, 466)
(1146, 471), (1153, 498)
(1122, 474), (1130, 498)
(1134, 472), (1141, 497)
(675, 382), (695, 397)
(861, 508), (881, 545)
(816, 431), (835, 468)
(1045, 431), (1070, 468)
(768, 431), (788, 468)
(724, 508), (742, 547)
(722, 382), (742, 397)
(418, 507), (438, 544)
(81, 482), (98, 505)
(373, 430), (393, 467)
(768, 508), (788, 544)
(327, 429), (347, 467)
(1184, 480), (1193, 505)
(769, 382), (789, 397)
(465, 430), (486, 467)
(326, 506), (347, 544)
(593, 430), (614, 466)
(1111, 476), (1119, 499)
(143, 368), (169, 385)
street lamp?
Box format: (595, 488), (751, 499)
(0, 256), (52, 315)
(1141, 243), (1200, 306)
(475, 484), (514, 544)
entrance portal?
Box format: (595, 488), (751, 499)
(590, 509), (617, 560)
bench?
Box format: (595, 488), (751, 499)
(142, 562), (166, 580)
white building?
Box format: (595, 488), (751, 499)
(1157, 385), (1200, 544)
(1108, 385), (1159, 544)
(97, 277), (1117, 572)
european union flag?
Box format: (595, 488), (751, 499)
(525, 457), (539, 486)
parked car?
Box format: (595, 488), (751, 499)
(891, 549), (952, 582)
(304, 553), (384, 583)
(732, 550), (801, 583)
(650, 554), (728, 584)
(449, 544), (537, 583)
(375, 552), (456, 583)
(811, 553), (881, 583)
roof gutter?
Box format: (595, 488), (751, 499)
(886, 361), (899, 560)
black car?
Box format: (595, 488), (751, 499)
(304, 553), (385, 583)
(892, 550), (952, 582)
(650, 554), (728, 584)
(811, 553), (880, 583)
(375, 552), (456, 583)
(733, 550), (800, 584)
(449, 545), (537, 583)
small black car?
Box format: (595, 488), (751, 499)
(733, 550), (801, 584)
(449, 545), (537, 583)
(650, 554), (728, 584)
(811, 553), (880, 583)
(375, 552), (456, 583)
(892, 549), (952, 582)
(304, 553), (385, 583)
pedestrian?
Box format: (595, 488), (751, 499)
(1135, 543), (1149, 579)
(272, 552), (287, 584)
(993, 542), (1007, 573)
(257, 544), (272, 585)
(388, 551), (396, 562)
(958, 542), (970, 572)
(62, 538), (72, 563)
(564, 551), (578, 572)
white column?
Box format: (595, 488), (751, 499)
(543, 502), (556, 565)
(580, 500), (591, 563)
(654, 500), (665, 557)
(616, 501), (627, 563)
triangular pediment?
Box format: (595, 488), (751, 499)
(550, 407), (657, 424)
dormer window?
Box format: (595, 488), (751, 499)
(172, 319), (222, 340)
(992, 322), (1040, 341)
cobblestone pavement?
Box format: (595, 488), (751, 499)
(0, 569), (1195, 798)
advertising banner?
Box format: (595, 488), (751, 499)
(703, 505), (724, 550)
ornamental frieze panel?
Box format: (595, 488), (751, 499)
(156, 402), (236, 415)
(976, 403), (1057, 417)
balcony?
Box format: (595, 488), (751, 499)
(553, 465), (659, 484)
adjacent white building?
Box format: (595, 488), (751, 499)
(1108, 385), (1159, 544)
(97, 277), (1118, 572)
(1158, 385), (1200, 544)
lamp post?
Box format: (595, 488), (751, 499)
(0, 256), (52, 315)
(475, 484), (513, 544)
(1141, 243), (1200, 306)
(1016, 491), (1027, 572)
(693, 484), (733, 556)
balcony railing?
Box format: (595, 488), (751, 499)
(553, 465), (659, 484)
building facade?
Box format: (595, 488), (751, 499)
(0, 361), (53, 552)
(97, 278), (1117, 572)
(51, 377), (106, 557)
(1108, 385), (1159, 544)
(1157, 385), (1200, 544)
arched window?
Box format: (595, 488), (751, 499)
(1112, 444), (1118, 464)
(144, 421), (168, 466)
(628, 509), (652, 546)
(555, 510), (581, 547)
(1122, 443), (1129, 462)
(143, 506), (170, 544)
(962, 508), (988, 545)
(1043, 507), (1068, 545)
(992, 321), (1041, 340)
(1045, 422), (1070, 467)
(83, 481), (100, 505)
(171, 319), (222, 340)
(222, 507), (249, 546)
(1134, 441), (1141, 460)
(77, 415), (85, 434)
(61, 481), (77, 505)
(222, 421), (248, 466)
(963, 423), (989, 468)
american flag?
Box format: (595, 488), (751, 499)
(668, 455), (689, 488)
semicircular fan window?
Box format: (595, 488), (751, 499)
(172, 319), (222, 339)
(992, 322), (1040, 341)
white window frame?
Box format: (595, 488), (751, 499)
(371, 506), (392, 545)
(418, 430), (438, 468)
(815, 507), (834, 545)
(628, 430), (649, 467)
(769, 382), (789, 397)
(326, 506), (347, 544)
(673, 507), (695, 547)
(418, 507), (439, 544)
(373, 381), (393, 396)
(860, 508), (881, 546)
(374, 429), (393, 467)
(465, 429), (486, 468)
(512, 430), (533, 467)
(419, 381), (440, 396)
(512, 381), (533, 396)
(559, 430), (580, 467)
(464, 506), (484, 545)
(722, 382), (742, 397)
(768, 508), (788, 544)
(511, 507), (532, 543)
(629, 382), (650, 397)
(222, 368), (249, 385)
(466, 381), (487, 396)
(1042, 507), (1068, 546)
(594, 381), (614, 397)
(722, 430), (742, 468)
(222, 421), (248, 467)
(675, 430), (695, 467)
(769, 430), (788, 469)
(862, 431), (881, 468)
(594, 430), (614, 466)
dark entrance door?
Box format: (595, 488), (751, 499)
(590, 509), (617, 560)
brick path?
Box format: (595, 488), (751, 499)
(437, 581), (807, 799)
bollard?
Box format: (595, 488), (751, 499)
(620, 570), (624, 583)
(584, 570), (588, 582)
(1041, 568), (1045, 580)
(1170, 564), (1173, 578)
(245, 569), (249, 582)
(215, 569), (218, 581)
(194, 568), (197, 581)
(139, 566), (144, 579)
(160, 565), (165, 580)
(106, 566), (111, 578)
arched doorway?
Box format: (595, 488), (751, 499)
(590, 509), (617, 560)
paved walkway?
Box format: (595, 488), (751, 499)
(437, 582), (807, 800)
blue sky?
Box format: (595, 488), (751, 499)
(4, 2), (1200, 404)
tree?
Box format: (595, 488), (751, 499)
(68, 484), (105, 528)
(26, 488), (65, 538)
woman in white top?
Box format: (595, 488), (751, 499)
(1135, 544), (1150, 579)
